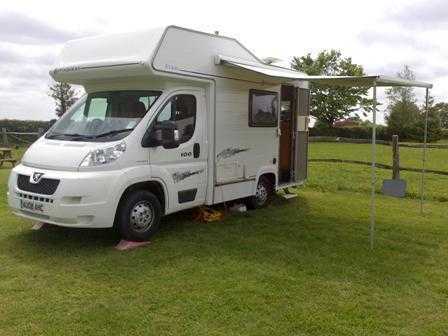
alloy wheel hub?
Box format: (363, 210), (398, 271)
(130, 201), (154, 232)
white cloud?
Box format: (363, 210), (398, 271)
(0, 0), (445, 120)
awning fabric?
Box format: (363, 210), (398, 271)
(217, 55), (308, 79)
(217, 55), (433, 88)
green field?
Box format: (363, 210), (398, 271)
(309, 142), (448, 202)
(1, 144), (448, 335)
(310, 142), (448, 172)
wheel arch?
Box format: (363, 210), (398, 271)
(259, 172), (276, 191)
(114, 179), (167, 227)
(254, 166), (277, 195)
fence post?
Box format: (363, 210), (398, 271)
(1, 128), (8, 147)
(392, 135), (400, 180)
(38, 128), (44, 137)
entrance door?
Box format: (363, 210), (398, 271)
(279, 85), (296, 184)
(148, 89), (208, 212)
(294, 88), (310, 182)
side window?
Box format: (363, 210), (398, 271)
(155, 94), (196, 143)
(249, 89), (278, 127)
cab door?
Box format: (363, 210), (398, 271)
(148, 89), (207, 212)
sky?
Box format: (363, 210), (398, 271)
(0, 0), (447, 123)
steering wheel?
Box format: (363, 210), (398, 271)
(86, 118), (104, 132)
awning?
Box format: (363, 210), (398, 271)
(216, 54), (433, 88)
(306, 75), (433, 88)
(217, 53), (434, 250)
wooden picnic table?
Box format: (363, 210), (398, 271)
(0, 148), (12, 159)
(0, 148), (16, 167)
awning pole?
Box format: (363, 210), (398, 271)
(370, 84), (377, 250)
(420, 88), (430, 214)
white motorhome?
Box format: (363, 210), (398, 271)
(7, 26), (312, 241)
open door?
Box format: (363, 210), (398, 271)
(278, 85), (296, 184)
(294, 87), (310, 183)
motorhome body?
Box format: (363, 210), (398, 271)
(7, 26), (311, 241)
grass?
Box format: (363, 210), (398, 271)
(307, 162), (448, 202)
(310, 142), (448, 172)
(1, 146), (448, 335)
(309, 142), (448, 202)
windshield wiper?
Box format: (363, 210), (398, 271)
(46, 132), (93, 140)
(92, 128), (134, 138)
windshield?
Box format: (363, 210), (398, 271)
(46, 90), (162, 142)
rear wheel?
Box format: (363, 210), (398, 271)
(118, 190), (162, 241)
(246, 176), (273, 209)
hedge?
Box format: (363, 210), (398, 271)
(0, 119), (53, 133)
(310, 125), (388, 140)
(310, 125), (446, 143)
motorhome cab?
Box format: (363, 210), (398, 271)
(7, 26), (311, 241)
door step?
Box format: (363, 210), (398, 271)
(279, 187), (298, 200)
(281, 193), (297, 200)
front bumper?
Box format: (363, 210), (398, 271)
(7, 164), (123, 228)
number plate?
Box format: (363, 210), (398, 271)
(20, 199), (45, 213)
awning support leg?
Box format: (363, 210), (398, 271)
(420, 88), (430, 214)
(370, 84), (377, 250)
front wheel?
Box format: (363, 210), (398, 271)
(246, 177), (273, 209)
(118, 190), (162, 241)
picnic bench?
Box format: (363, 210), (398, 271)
(0, 148), (17, 167)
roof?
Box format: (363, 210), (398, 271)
(51, 27), (166, 74)
(51, 25), (433, 89)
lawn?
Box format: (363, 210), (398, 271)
(309, 142), (448, 202)
(310, 142), (448, 172)
(1, 145), (448, 335)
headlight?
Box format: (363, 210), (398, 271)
(80, 142), (126, 167)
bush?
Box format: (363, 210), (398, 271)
(0, 119), (52, 133)
(310, 124), (388, 140)
(442, 129), (448, 140)
(311, 117), (442, 143)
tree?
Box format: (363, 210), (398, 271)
(291, 50), (372, 128)
(385, 65), (418, 106)
(386, 65), (442, 142)
(48, 82), (78, 118)
(386, 101), (420, 139)
(431, 102), (448, 129)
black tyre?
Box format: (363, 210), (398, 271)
(246, 176), (273, 209)
(118, 190), (162, 241)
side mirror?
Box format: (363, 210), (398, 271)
(142, 121), (180, 149)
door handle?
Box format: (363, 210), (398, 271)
(193, 143), (200, 158)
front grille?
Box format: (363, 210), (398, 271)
(17, 174), (60, 195)
(17, 192), (54, 203)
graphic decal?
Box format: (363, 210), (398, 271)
(172, 169), (204, 183)
(217, 147), (250, 161)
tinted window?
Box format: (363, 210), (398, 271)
(155, 94), (196, 143)
(249, 90), (278, 127)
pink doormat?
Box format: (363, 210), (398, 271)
(115, 240), (151, 251)
(31, 222), (47, 231)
